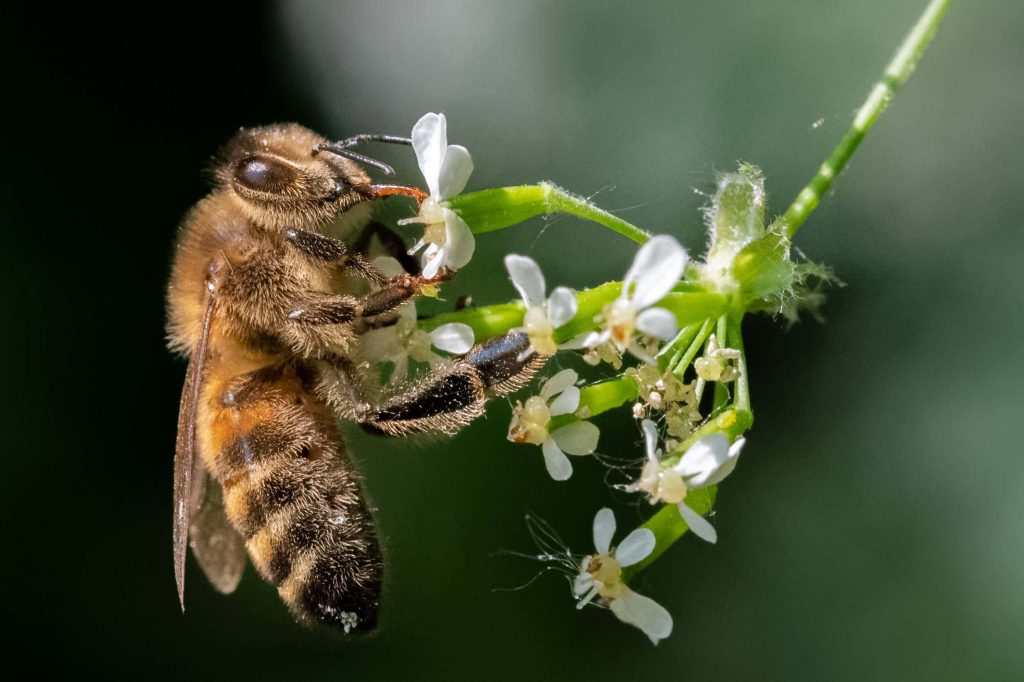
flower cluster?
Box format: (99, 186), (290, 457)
(367, 112), (761, 645)
(626, 364), (701, 437)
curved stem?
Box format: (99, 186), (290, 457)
(445, 183), (650, 245)
(775, 0), (954, 238)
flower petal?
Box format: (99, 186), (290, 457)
(560, 330), (605, 350)
(541, 438), (573, 481)
(411, 112), (445, 197)
(608, 588), (673, 644)
(625, 341), (657, 365)
(551, 421), (599, 455)
(429, 323), (475, 355)
(421, 251), (442, 280)
(442, 208), (475, 270)
(701, 437), (745, 487)
(640, 419), (660, 463)
(370, 255), (407, 278)
(540, 368), (578, 399)
(622, 235), (687, 309)
(437, 144), (473, 199)
(615, 528), (655, 567)
(592, 508), (616, 554)
(545, 286), (578, 328)
(358, 326), (402, 362)
(675, 432), (731, 487)
(504, 254), (546, 307)
(677, 501), (717, 544)
(573, 571), (594, 598)
(548, 385), (580, 417)
(635, 307), (678, 340)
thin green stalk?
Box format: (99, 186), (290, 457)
(729, 313), (751, 416)
(657, 323), (700, 372)
(542, 182), (651, 244)
(775, 0), (953, 238)
(671, 320), (713, 381)
(445, 182), (650, 245)
(712, 315), (730, 412)
(419, 280), (729, 347)
(548, 376), (638, 431)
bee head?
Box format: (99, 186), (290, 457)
(217, 123), (372, 231)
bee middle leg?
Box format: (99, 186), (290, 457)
(287, 273), (430, 326)
(283, 273), (438, 356)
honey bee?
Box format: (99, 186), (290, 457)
(167, 124), (543, 633)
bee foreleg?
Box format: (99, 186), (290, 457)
(284, 228), (385, 286)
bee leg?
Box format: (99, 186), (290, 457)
(360, 332), (546, 437)
(284, 228), (385, 286)
(289, 272), (444, 327)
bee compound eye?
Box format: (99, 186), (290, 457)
(235, 156), (295, 193)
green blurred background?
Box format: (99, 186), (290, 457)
(2, 0), (1022, 679)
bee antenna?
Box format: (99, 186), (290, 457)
(324, 133), (413, 149)
(313, 134), (413, 176)
(314, 144), (397, 176)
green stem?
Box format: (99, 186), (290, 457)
(729, 313), (751, 415)
(657, 323), (700, 372)
(712, 315), (730, 412)
(445, 182), (651, 245)
(622, 486), (716, 579)
(774, 0), (953, 238)
(670, 320), (713, 381)
(549, 376), (638, 431)
(419, 281), (729, 346)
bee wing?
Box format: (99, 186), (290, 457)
(188, 457), (247, 594)
(173, 288), (217, 612)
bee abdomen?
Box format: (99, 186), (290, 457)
(211, 374), (382, 634)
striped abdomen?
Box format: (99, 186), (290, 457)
(199, 361), (381, 633)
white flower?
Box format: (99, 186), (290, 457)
(504, 254), (578, 359)
(398, 113), (475, 279)
(359, 300), (474, 385)
(564, 235), (687, 362)
(506, 369), (599, 481)
(694, 333), (741, 382)
(627, 419), (745, 544)
(573, 508), (672, 645)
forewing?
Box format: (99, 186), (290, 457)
(173, 289), (216, 611)
(189, 458), (246, 594)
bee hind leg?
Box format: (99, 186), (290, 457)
(359, 332), (547, 437)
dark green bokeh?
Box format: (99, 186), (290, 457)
(2, 1), (1021, 679)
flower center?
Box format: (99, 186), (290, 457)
(636, 460), (688, 504)
(586, 553), (626, 599)
(507, 395), (551, 445)
(419, 198), (447, 245)
(523, 306), (557, 356)
(603, 298), (636, 347)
